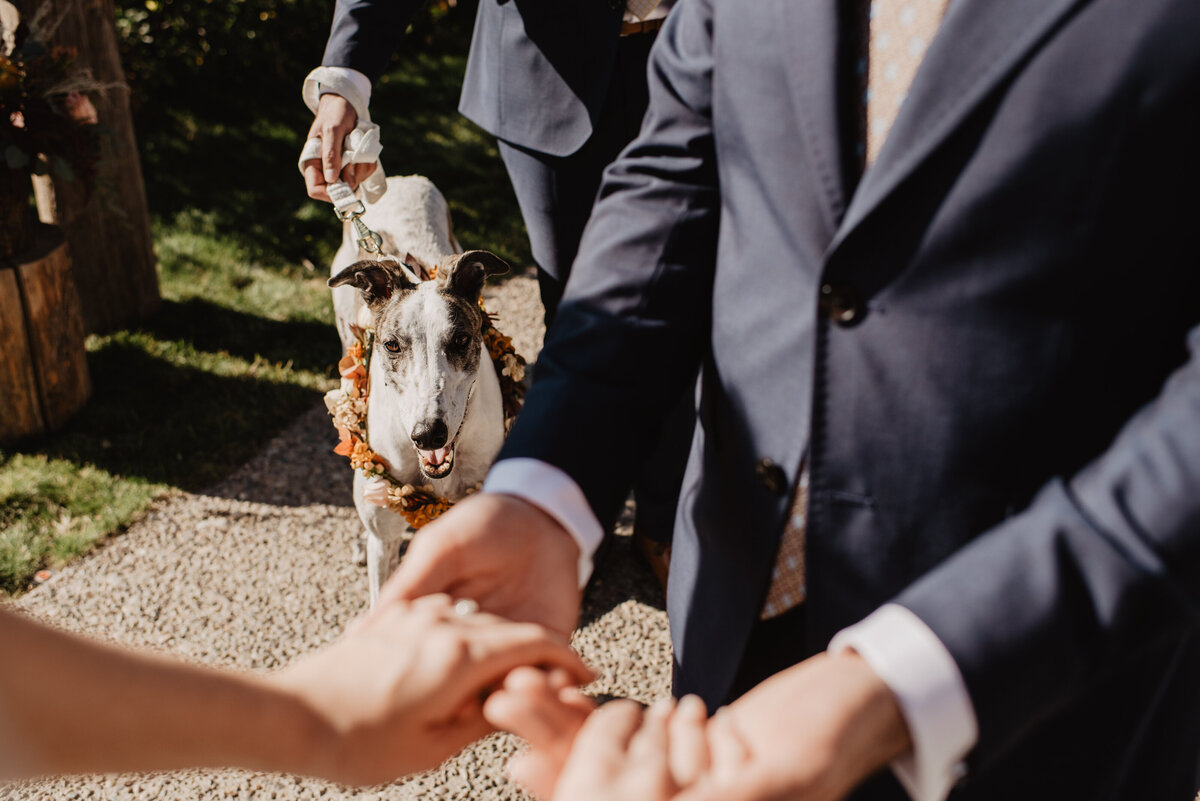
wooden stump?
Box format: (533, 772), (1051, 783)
(28, 0), (160, 335)
(0, 224), (92, 442)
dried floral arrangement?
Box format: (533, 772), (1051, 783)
(1, 1), (100, 256)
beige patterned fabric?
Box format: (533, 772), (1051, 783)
(624, 0), (663, 22)
(761, 468), (808, 619)
(865, 0), (952, 164)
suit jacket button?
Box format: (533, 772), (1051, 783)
(820, 283), (865, 326)
(756, 458), (788, 496)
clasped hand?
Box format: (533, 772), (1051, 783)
(271, 593), (591, 786)
(482, 652), (912, 801)
(375, 493), (912, 801)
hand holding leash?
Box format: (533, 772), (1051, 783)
(299, 68), (387, 203)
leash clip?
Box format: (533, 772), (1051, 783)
(351, 216), (384, 255)
(328, 180), (385, 256)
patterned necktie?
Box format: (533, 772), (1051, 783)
(625, 0), (662, 21)
(760, 0), (949, 620)
(865, 0), (952, 164)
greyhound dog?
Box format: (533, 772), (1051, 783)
(327, 175), (509, 604)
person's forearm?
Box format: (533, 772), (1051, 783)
(0, 607), (330, 781)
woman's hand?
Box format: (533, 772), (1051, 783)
(272, 594), (592, 785)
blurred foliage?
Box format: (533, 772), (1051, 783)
(113, 0), (473, 101)
(0, 21), (100, 191)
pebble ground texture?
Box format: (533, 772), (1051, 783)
(4, 274), (673, 801)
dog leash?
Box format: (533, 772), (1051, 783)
(326, 180), (425, 285)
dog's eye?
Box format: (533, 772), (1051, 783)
(451, 333), (471, 350)
(383, 339), (401, 353)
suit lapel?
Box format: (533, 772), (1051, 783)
(829, 0), (1089, 254)
(777, 0), (847, 234)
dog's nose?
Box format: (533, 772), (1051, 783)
(411, 419), (449, 450)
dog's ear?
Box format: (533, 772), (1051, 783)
(328, 259), (417, 309)
(440, 250), (509, 302)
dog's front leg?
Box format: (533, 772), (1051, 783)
(365, 528), (407, 606)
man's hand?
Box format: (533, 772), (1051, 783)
(548, 699), (707, 801)
(272, 594), (592, 786)
(484, 667), (710, 799)
(378, 493), (584, 639)
(302, 93), (378, 202)
(676, 651), (912, 801)
(484, 666), (596, 797)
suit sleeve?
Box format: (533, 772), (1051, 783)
(321, 0), (427, 84)
(896, 323), (1200, 770)
(497, 0), (720, 532)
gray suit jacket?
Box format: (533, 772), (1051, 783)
(322, 0), (635, 156)
(501, 0), (1200, 796)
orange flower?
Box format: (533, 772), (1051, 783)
(333, 428), (356, 457)
(402, 497), (452, 529)
(338, 352), (366, 381)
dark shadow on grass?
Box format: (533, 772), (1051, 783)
(141, 298), (341, 376)
(12, 342), (328, 493)
(135, 32), (532, 276)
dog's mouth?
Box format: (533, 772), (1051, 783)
(416, 442), (456, 479)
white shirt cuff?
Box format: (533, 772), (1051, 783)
(316, 66), (372, 107)
(483, 458), (605, 589)
(829, 604), (978, 801)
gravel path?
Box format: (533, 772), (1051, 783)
(5, 274), (671, 801)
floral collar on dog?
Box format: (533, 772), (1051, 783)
(324, 300), (526, 529)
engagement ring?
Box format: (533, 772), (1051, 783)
(453, 598), (479, 617)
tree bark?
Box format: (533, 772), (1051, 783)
(31, 0), (160, 335)
(0, 267), (45, 440)
(0, 224), (91, 442)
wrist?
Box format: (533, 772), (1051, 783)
(257, 672), (343, 779)
(483, 458), (602, 588)
(832, 649), (913, 777)
(488, 491), (581, 565)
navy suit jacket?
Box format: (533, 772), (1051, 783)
(322, 0), (629, 157)
(501, 0), (1200, 797)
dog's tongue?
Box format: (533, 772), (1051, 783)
(422, 447), (451, 467)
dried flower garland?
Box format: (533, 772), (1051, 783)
(1, 5), (102, 192)
(325, 300), (526, 530)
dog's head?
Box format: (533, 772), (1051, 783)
(329, 250), (509, 480)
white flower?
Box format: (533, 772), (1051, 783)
(324, 387), (347, 413)
(501, 355), (525, 382)
(363, 475), (390, 507)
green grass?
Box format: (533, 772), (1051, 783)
(0, 28), (530, 595)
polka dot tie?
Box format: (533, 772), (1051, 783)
(760, 468), (808, 619)
(865, 0), (952, 165)
(625, 0), (662, 21)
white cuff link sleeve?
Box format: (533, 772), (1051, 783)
(829, 604), (979, 801)
(299, 66), (387, 203)
(483, 458), (606, 589)
(316, 66), (372, 107)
